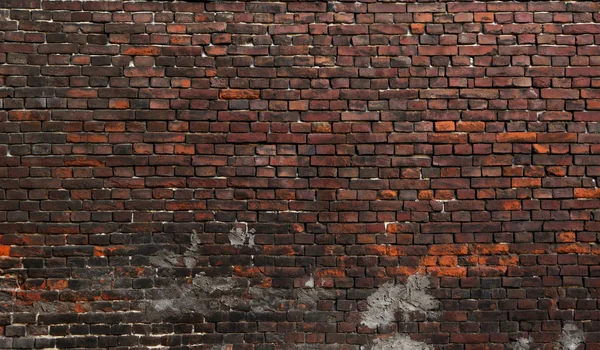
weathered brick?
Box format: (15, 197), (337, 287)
(0, 2), (598, 348)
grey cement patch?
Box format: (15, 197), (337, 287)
(228, 224), (255, 247)
(247, 283), (327, 313)
(559, 323), (584, 350)
(361, 274), (439, 329)
(192, 274), (237, 294)
(150, 230), (202, 268)
(144, 273), (247, 321)
(507, 337), (531, 350)
(144, 283), (211, 322)
(367, 334), (431, 350)
(149, 249), (181, 268)
(145, 273), (323, 321)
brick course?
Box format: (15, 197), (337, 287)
(1, 0), (600, 348)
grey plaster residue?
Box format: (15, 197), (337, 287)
(507, 337), (531, 350)
(367, 334), (431, 350)
(149, 249), (181, 268)
(361, 274), (439, 329)
(247, 285), (325, 313)
(559, 323), (584, 350)
(145, 273), (245, 321)
(192, 273), (236, 294)
(145, 283), (210, 322)
(150, 230), (202, 268)
(228, 224), (255, 247)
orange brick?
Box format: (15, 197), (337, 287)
(470, 244), (509, 255)
(315, 268), (345, 277)
(74, 303), (89, 313)
(434, 190), (454, 200)
(387, 246), (415, 256)
(233, 266), (264, 277)
(418, 190), (434, 200)
(121, 46), (161, 56)
(574, 188), (600, 198)
(289, 100), (309, 111)
(533, 144), (550, 153)
(428, 244), (468, 256)
(435, 121), (455, 132)
(357, 234), (377, 244)
(496, 132), (537, 143)
(497, 256), (518, 266)
(438, 256), (458, 267)
(220, 89), (260, 100)
(420, 256), (437, 266)
(555, 243), (591, 254)
(47, 279), (68, 290)
(410, 23), (425, 34)
(64, 157), (105, 167)
(556, 231), (576, 243)
(547, 166), (567, 176)
(456, 121), (485, 132)
(0, 245), (9, 256)
(377, 190), (397, 200)
(94, 246), (105, 257)
(312, 122), (331, 133)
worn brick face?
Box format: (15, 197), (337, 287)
(0, 0), (599, 348)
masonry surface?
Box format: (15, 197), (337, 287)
(0, 0), (599, 349)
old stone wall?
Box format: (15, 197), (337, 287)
(0, 0), (599, 348)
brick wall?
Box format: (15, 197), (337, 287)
(1, 0), (600, 349)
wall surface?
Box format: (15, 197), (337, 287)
(0, 0), (600, 349)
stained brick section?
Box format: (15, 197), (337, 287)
(1, 0), (600, 348)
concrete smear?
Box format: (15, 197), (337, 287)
(192, 274), (236, 294)
(248, 283), (328, 313)
(149, 249), (181, 268)
(145, 273), (243, 321)
(150, 230), (202, 268)
(145, 283), (209, 321)
(146, 273), (323, 320)
(228, 225), (255, 247)
(361, 274), (439, 328)
(368, 334), (431, 350)
(507, 337), (531, 350)
(559, 323), (584, 350)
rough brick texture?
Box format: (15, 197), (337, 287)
(1, 0), (600, 349)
